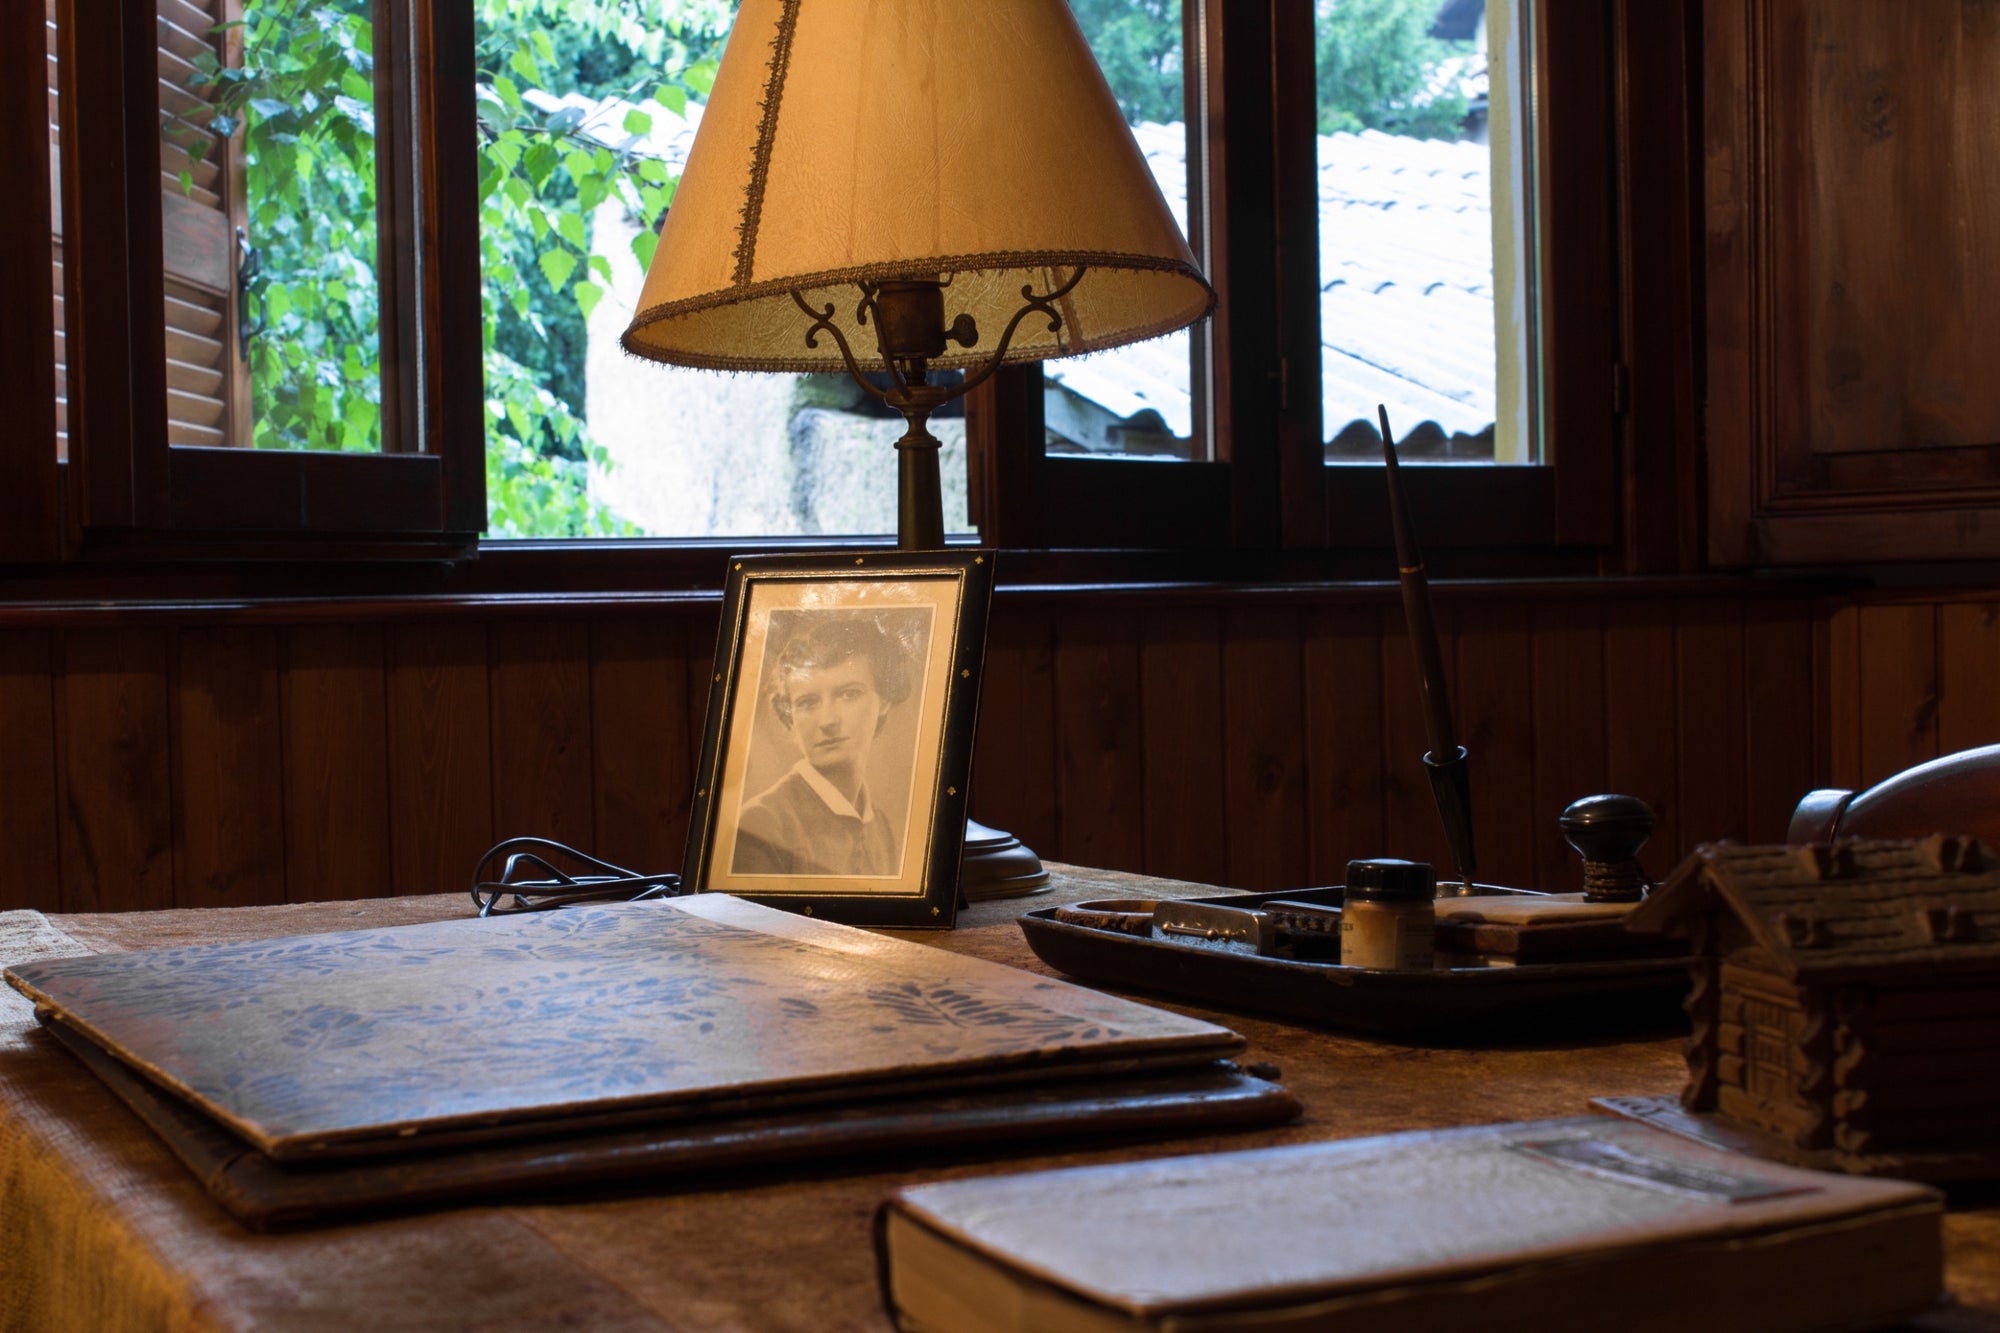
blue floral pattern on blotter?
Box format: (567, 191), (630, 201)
(4, 898), (1227, 1152)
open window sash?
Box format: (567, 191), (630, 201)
(54, 0), (482, 553)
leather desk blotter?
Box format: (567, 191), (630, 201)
(5, 896), (1297, 1229)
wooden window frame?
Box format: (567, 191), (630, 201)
(5, 0), (1686, 587)
(28, 0), (482, 560)
(973, 0), (1629, 564)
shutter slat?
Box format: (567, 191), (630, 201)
(168, 418), (226, 448)
(160, 169), (222, 211)
(169, 387), (224, 428)
(156, 15), (213, 67)
(168, 356), (225, 398)
(167, 326), (223, 367)
(161, 138), (221, 193)
(164, 284), (226, 339)
(159, 0), (222, 46)
(158, 76), (215, 124)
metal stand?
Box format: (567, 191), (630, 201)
(792, 275), (1077, 901)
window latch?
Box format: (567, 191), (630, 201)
(235, 227), (265, 361)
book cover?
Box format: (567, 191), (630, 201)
(878, 1116), (1944, 1333)
(4, 896), (1243, 1163)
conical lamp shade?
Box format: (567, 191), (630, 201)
(621, 0), (1214, 373)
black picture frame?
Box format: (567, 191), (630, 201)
(682, 550), (996, 928)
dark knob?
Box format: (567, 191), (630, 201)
(1559, 794), (1655, 902)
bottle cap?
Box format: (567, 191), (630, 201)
(1343, 858), (1436, 904)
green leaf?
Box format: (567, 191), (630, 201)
(508, 45), (541, 86)
(573, 278), (603, 320)
(556, 210), (586, 250)
(684, 59), (719, 98)
(523, 139), (558, 188)
(622, 108), (652, 137)
(631, 229), (659, 271)
(538, 249), (578, 291)
(656, 85), (687, 119)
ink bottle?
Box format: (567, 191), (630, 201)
(1340, 858), (1436, 970)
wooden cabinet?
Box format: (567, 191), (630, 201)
(1707, 0), (2000, 565)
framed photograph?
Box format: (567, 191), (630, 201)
(682, 550), (995, 928)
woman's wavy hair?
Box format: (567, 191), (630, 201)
(767, 612), (915, 730)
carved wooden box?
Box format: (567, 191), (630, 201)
(1628, 835), (2000, 1179)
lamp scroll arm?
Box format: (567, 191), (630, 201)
(955, 266), (1087, 396)
(788, 289), (895, 403)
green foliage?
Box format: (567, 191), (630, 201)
(1066, 0), (1183, 125)
(1315, 0), (1473, 140)
(191, 0), (382, 452)
(193, 0), (728, 534)
(1064, 0), (1475, 141)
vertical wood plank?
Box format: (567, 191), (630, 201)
(54, 629), (175, 912)
(385, 622), (493, 895)
(1602, 601), (1681, 875)
(489, 621), (594, 851)
(1052, 609), (1145, 871)
(1855, 603), (1940, 787)
(590, 618), (690, 876)
(1138, 607), (1226, 885)
(686, 609), (722, 807)
(1743, 604), (1817, 844)
(1530, 602), (1607, 891)
(171, 626), (285, 907)
(1940, 601), (2000, 753)
(1302, 605), (1384, 883)
(1823, 603), (1863, 789)
(1221, 607), (1307, 891)
(1381, 605), (1460, 876)
(970, 606), (1059, 863)
(282, 624), (390, 902)
(1455, 602), (1538, 889)
(0, 632), (60, 911)
(1675, 599), (1749, 851)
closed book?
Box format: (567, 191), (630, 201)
(876, 1116), (1944, 1333)
(4, 897), (1297, 1226)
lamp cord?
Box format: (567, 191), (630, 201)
(470, 836), (681, 917)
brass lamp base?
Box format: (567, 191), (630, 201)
(960, 818), (1051, 901)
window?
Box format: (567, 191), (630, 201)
(977, 0), (1619, 554)
(26, 0), (481, 556)
(12, 0), (1635, 572)
(471, 1), (976, 541)
(1043, 0), (1207, 465)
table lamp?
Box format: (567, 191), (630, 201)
(623, 0), (1215, 895)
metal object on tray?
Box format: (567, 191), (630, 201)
(1151, 901), (1341, 961)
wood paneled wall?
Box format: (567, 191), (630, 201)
(1, 588), (1993, 914)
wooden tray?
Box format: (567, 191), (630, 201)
(1019, 888), (1692, 1043)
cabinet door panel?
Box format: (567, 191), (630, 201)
(1708, 0), (2000, 564)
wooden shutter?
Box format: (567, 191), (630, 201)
(157, 0), (245, 448)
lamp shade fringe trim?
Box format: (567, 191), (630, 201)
(733, 0), (803, 286)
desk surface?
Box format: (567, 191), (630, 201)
(1, 869), (1994, 1332)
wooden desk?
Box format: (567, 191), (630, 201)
(1, 868), (1994, 1331)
